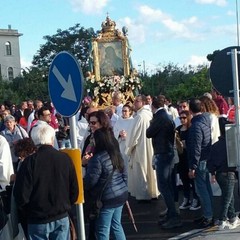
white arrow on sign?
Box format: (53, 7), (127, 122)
(52, 65), (77, 102)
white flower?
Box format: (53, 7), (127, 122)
(86, 75), (142, 98)
(94, 87), (99, 96)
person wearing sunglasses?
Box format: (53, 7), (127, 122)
(81, 110), (113, 240)
(176, 111), (200, 212)
(82, 110), (112, 167)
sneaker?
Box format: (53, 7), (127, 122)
(179, 198), (191, 210)
(229, 217), (240, 229)
(214, 219), (220, 226)
(161, 217), (182, 229)
(218, 220), (232, 230)
(189, 199), (201, 211)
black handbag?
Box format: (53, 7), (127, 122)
(0, 185), (13, 214)
(0, 193), (8, 230)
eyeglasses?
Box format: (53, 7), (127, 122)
(122, 110), (129, 112)
(43, 113), (51, 117)
(89, 121), (98, 125)
(180, 105), (187, 109)
(180, 117), (187, 120)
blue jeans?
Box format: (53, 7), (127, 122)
(28, 216), (70, 240)
(216, 172), (236, 221)
(194, 161), (213, 219)
(95, 205), (126, 240)
(155, 152), (178, 218)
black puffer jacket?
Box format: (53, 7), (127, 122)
(146, 108), (175, 154)
(208, 135), (236, 174)
(187, 112), (211, 170)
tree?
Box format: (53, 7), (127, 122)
(11, 67), (49, 102)
(166, 66), (211, 102)
(0, 78), (17, 104)
(141, 63), (211, 103)
(32, 24), (96, 75)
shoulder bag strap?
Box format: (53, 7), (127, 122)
(16, 124), (25, 139)
(98, 168), (115, 201)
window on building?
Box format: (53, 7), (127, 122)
(8, 67), (13, 80)
(5, 41), (12, 55)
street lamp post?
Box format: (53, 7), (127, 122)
(143, 60), (146, 76)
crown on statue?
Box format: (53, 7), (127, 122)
(101, 16), (116, 33)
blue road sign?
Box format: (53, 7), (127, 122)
(48, 51), (84, 117)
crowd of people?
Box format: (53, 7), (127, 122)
(0, 87), (239, 239)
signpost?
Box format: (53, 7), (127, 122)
(48, 51), (83, 117)
(49, 51), (85, 240)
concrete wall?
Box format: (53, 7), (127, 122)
(0, 26), (22, 80)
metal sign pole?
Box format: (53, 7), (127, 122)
(230, 48), (240, 191)
(70, 116), (86, 240)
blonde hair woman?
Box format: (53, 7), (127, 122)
(200, 96), (220, 144)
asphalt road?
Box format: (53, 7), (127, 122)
(121, 184), (240, 240)
(121, 193), (204, 240)
(82, 184), (240, 240)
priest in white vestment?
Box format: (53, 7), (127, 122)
(126, 95), (159, 201)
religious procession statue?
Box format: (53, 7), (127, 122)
(85, 16), (142, 107)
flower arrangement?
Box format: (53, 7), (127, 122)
(85, 75), (142, 99)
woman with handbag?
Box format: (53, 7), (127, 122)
(84, 128), (128, 240)
(176, 110), (200, 211)
(82, 110), (114, 240)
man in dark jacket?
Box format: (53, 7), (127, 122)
(146, 95), (182, 229)
(14, 123), (79, 239)
(208, 118), (239, 230)
(188, 98), (213, 228)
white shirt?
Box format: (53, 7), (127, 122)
(115, 104), (123, 117)
(27, 110), (35, 133)
(0, 135), (13, 191)
(76, 117), (89, 150)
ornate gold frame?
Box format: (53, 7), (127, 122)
(92, 16), (130, 80)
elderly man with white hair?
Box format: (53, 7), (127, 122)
(14, 123), (79, 239)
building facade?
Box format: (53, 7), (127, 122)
(0, 25), (22, 80)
